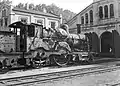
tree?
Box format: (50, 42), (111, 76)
(46, 4), (76, 23)
(29, 3), (34, 10)
(0, 0), (12, 7)
(15, 3), (76, 23)
(16, 3), (24, 9)
(34, 4), (43, 11)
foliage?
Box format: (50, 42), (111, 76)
(0, 0), (12, 5)
(16, 3), (24, 9)
(0, 0), (76, 23)
(15, 3), (76, 23)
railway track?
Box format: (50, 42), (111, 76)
(106, 82), (120, 86)
(0, 63), (120, 86)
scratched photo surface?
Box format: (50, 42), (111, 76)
(0, 0), (120, 86)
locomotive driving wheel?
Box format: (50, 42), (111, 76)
(32, 48), (47, 68)
(53, 48), (70, 66)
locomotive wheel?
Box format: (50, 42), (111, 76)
(2, 58), (12, 69)
(53, 47), (70, 66)
(17, 58), (26, 66)
(32, 61), (41, 68)
(32, 48), (46, 68)
(53, 54), (70, 66)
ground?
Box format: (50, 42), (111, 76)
(0, 57), (120, 86)
(33, 69), (120, 86)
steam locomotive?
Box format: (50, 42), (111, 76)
(0, 21), (93, 69)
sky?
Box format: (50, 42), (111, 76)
(10, 0), (93, 14)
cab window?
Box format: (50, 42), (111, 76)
(28, 25), (35, 37)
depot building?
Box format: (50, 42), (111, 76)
(0, 1), (61, 52)
(67, 0), (120, 57)
(0, 2), (61, 31)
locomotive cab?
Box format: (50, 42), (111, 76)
(9, 21), (44, 52)
(9, 21), (28, 52)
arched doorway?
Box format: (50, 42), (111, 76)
(85, 32), (99, 52)
(92, 32), (100, 52)
(101, 31), (113, 53)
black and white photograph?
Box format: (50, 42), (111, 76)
(0, 0), (120, 86)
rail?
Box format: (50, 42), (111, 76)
(0, 63), (120, 86)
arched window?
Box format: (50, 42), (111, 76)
(99, 6), (103, 19)
(2, 9), (7, 17)
(104, 5), (108, 18)
(51, 22), (56, 29)
(1, 9), (8, 27)
(89, 10), (93, 24)
(85, 13), (88, 24)
(0, 19), (3, 26)
(81, 16), (84, 24)
(110, 4), (114, 18)
(4, 17), (8, 27)
(28, 25), (35, 37)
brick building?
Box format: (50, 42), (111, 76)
(67, 0), (120, 57)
